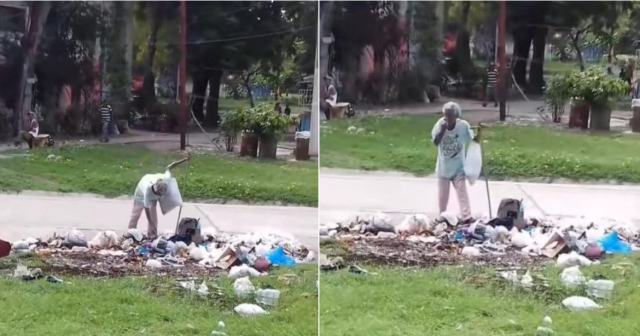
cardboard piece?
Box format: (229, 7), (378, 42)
(215, 246), (239, 270)
(159, 178), (183, 215)
(540, 231), (567, 258)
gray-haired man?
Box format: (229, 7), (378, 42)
(431, 102), (480, 223)
(129, 154), (191, 238)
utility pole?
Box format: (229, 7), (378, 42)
(178, 0), (187, 150)
(497, 0), (507, 121)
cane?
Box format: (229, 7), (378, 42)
(472, 124), (492, 217)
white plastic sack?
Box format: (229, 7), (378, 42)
(159, 177), (183, 215)
(511, 232), (535, 248)
(234, 303), (269, 317)
(228, 264), (262, 279)
(561, 266), (586, 288)
(464, 142), (483, 185)
(233, 277), (255, 297)
(556, 251), (592, 269)
(562, 296), (601, 311)
(395, 214), (430, 234)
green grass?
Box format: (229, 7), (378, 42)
(320, 114), (640, 182)
(0, 257), (317, 336)
(321, 255), (640, 336)
(0, 145), (318, 206)
(219, 96), (306, 116)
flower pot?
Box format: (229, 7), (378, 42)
(240, 132), (258, 157)
(258, 135), (278, 159)
(568, 99), (589, 129)
(589, 103), (612, 131)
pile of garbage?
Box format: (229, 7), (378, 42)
(8, 226), (314, 277)
(319, 208), (640, 267)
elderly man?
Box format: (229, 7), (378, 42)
(431, 102), (479, 223)
(129, 153), (191, 239)
(320, 76), (337, 120)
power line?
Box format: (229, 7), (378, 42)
(150, 26), (313, 47)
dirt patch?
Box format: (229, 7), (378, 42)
(324, 238), (548, 268)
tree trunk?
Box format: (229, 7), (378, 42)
(14, 1), (51, 136)
(204, 70), (223, 128)
(455, 28), (473, 77)
(320, 1), (334, 96)
(244, 77), (255, 108)
(529, 26), (547, 94)
(142, 18), (163, 107)
(191, 70), (210, 122)
(571, 34), (585, 71)
(461, 1), (471, 27)
(511, 26), (533, 88)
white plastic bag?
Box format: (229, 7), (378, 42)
(561, 266), (586, 288)
(587, 279), (614, 299)
(562, 296), (601, 311)
(234, 303), (269, 317)
(464, 142), (483, 185)
(159, 178), (183, 215)
(233, 277), (255, 297)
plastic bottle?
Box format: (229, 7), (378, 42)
(256, 288), (281, 306)
(587, 279), (614, 299)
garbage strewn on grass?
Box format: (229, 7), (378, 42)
(320, 199), (640, 312)
(5, 223), (317, 322)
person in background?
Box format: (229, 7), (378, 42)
(320, 76), (337, 120)
(483, 62), (498, 107)
(18, 111), (39, 149)
(274, 102), (283, 114)
(284, 104), (291, 117)
(431, 102), (480, 224)
(129, 153), (191, 239)
(99, 102), (113, 143)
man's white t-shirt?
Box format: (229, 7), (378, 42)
(134, 170), (172, 208)
(431, 117), (474, 179)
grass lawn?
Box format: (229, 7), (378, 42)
(321, 253), (640, 336)
(320, 114), (640, 182)
(0, 145), (318, 206)
(0, 255), (317, 336)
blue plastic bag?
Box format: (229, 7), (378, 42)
(265, 246), (296, 266)
(597, 231), (631, 254)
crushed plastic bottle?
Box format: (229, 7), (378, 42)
(256, 288), (280, 306)
(586, 279), (614, 299)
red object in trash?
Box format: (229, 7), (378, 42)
(0, 239), (11, 258)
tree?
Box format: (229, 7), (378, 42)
(186, 1), (310, 127)
(14, 1), (51, 135)
(135, 1), (178, 107)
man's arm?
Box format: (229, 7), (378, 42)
(432, 120), (446, 146)
(166, 153), (191, 171)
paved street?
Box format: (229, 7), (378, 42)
(0, 193), (318, 250)
(320, 169), (640, 225)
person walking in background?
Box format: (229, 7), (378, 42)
(99, 102), (113, 143)
(284, 104), (291, 117)
(483, 62), (498, 107)
(431, 102), (480, 224)
(17, 111), (39, 149)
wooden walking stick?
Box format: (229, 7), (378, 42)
(472, 123), (492, 217)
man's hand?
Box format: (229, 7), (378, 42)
(440, 121), (448, 134)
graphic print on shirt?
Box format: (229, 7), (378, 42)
(440, 132), (462, 158)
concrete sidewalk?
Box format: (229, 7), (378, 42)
(320, 169), (640, 225)
(0, 194), (318, 249)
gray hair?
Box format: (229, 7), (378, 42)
(154, 179), (169, 196)
(442, 102), (461, 117)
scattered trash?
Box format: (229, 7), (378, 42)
(145, 259), (163, 269)
(348, 265), (368, 274)
(256, 288), (281, 306)
(542, 316), (552, 326)
(265, 246), (296, 266)
(556, 252), (592, 269)
(461, 246), (481, 257)
(536, 327), (555, 335)
(46, 275), (64, 283)
(562, 296), (602, 311)
(233, 277), (255, 297)
(217, 321), (225, 329)
(234, 303), (269, 317)
(211, 332), (227, 336)
(561, 266), (586, 288)
(586, 279), (614, 299)
(598, 231), (631, 254)
(229, 264), (262, 279)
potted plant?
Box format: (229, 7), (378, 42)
(571, 68), (628, 131)
(251, 103), (289, 159)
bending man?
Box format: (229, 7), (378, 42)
(129, 153), (191, 239)
(431, 102), (480, 224)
